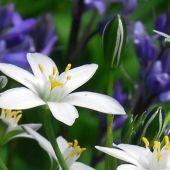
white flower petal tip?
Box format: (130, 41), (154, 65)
(63, 92), (126, 115)
(70, 162), (95, 170)
(153, 30), (170, 39)
(0, 87), (45, 109)
(47, 102), (79, 126)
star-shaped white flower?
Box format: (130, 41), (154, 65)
(23, 125), (95, 170)
(0, 53), (125, 126)
(0, 109), (41, 145)
(95, 136), (170, 170)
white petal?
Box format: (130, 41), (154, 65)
(153, 30), (170, 39)
(27, 53), (58, 80)
(0, 63), (37, 92)
(22, 125), (57, 161)
(95, 146), (142, 168)
(62, 92), (126, 115)
(59, 64), (98, 98)
(57, 136), (69, 153)
(113, 143), (149, 168)
(47, 102), (79, 126)
(70, 162), (95, 170)
(117, 164), (145, 170)
(0, 87), (45, 109)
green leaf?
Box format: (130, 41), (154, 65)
(141, 107), (163, 141)
(102, 14), (127, 68)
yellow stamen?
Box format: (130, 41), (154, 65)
(157, 152), (161, 161)
(11, 111), (22, 117)
(74, 139), (78, 147)
(15, 114), (22, 124)
(76, 148), (86, 155)
(142, 137), (149, 147)
(1, 109), (6, 117)
(153, 141), (160, 150)
(65, 64), (72, 72)
(38, 64), (44, 73)
(68, 142), (73, 147)
(51, 81), (64, 89)
(67, 75), (72, 80)
(52, 67), (57, 75)
(165, 136), (169, 145)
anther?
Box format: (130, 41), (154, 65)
(142, 137), (149, 147)
(38, 64), (44, 73)
(153, 141), (160, 150)
(74, 139), (78, 147)
(65, 64), (72, 72)
(67, 75), (72, 80)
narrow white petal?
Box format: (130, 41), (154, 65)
(95, 146), (142, 168)
(117, 164), (145, 170)
(59, 64), (98, 98)
(70, 162), (95, 170)
(47, 102), (79, 126)
(0, 87), (45, 109)
(62, 92), (126, 115)
(22, 125), (57, 161)
(27, 53), (58, 80)
(113, 143), (150, 167)
(57, 136), (69, 153)
(0, 63), (37, 92)
(153, 30), (170, 39)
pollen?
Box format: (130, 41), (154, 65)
(38, 64), (44, 73)
(67, 75), (72, 80)
(153, 141), (160, 150)
(157, 152), (161, 161)
(76, 148), (86, 155)
(65, 64), (72, 72)
(1, 109), (22, 125)
(142, 137), (149, 147)
(52, 67), (57, 75)
(51, 81), (64, 89)
(74, 139), (78, 147)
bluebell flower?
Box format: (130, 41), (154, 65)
(84, 0), (106, 15)
(133, 22), (158, 68)
(0, 4), (57, 69)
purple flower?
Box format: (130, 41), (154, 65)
(0, 4), (57, 69)
(113, 81), (128, 107)
(155, 14), (170, 35)
(84, 0), (106, 15)
(133, 22), (158, 67)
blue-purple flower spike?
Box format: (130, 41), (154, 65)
(0, 4), (57, 69)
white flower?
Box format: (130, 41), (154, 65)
(153, 30), (170, 42)
(95, 136), (170, 170)
(0, 53), (125, 126)
(0, 109), (41, 145)
(23, 125), (95, 170)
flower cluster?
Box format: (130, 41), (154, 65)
(0, 4), (56, 69)
(96, 136), (170, 170)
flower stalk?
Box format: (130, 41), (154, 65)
(105, 69), (115, 170)
(0, 156), (8, 170)
(43, 108), (69, 170)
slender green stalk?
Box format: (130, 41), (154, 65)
(105, 69), (115, 170)
(43, 109), (69, 170)
(0, 156), (8, 170)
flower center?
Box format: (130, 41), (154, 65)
(38, 63), (72, 90)
(1, 109), (22, 126)
(142, 136), (170, 162)
(65, 139), (86, 161)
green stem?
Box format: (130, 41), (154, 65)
(43, 109), (69, 170)
(105, 69), (115, 170)
(0, 156), (7, 170)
